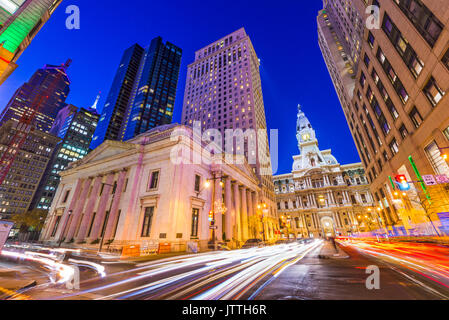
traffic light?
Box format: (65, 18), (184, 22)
(395, 175), (410, 191)
(208, 210), (213, 222)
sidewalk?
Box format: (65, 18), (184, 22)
(318, 240), (349, 259)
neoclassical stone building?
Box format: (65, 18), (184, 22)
(40, 124), (279, 252)
(273, 105), (376, 238)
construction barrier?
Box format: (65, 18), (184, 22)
(158, 242), (171, 254)
(121, 244), (140, 257)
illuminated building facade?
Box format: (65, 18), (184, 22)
(181, 28), (278, 235)
(40, 124), (278, 252)
(0, 0), (62, 85)
(0, 60), (71, 133)
(273, 105), (375, 238)
(0, 120), (59, 219)
(91, 37), (182, 150)
(30, 104), (99, 211)
(319, 0), (449, 235)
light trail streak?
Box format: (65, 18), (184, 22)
(340, 239), (449, 296)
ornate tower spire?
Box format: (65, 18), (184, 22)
(90, 91), (101, 111)
(296, 104), (317, 152)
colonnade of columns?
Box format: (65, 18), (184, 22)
(47, 170), (127, 243)
(213, 175), (269, 245)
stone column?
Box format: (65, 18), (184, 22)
(214, 178), (223, 241)
(233, 182), (242, 242)
(103, 170), (127, 241)
(54, 179), (83, 241)
(254, 192), (261, 238)
(65, 178), (92, 241)
(344, 191), (350, 204)
(76, 176), (103, 241)
(240, 186), (249, 240)
(90, 173), (115, 240)
(247, 190), (254, 238)
(224, 177), (233, 241)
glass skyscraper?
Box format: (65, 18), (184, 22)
(90, 37), (182, 150)
(0, 60), (71, 133)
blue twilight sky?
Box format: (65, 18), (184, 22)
(0, 0), (360, 175)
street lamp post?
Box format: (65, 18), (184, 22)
(204, 173), (227, 251)
(257, 203), (268, 242)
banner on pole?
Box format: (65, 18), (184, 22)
(435, 174), (449, 184)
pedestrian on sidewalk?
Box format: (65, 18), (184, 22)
(330, 236), (338, 252)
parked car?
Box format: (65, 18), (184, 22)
(241, 239), (264, 249)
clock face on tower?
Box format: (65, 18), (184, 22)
(302, 133), (310, 141)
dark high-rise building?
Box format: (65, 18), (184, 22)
(90, 37), (182, 149)
(0, 0), (63, 85)
(121, 37), (182, 141)
(90, 44), (144, 149)
(31, 103), (99, 210)
(0, 60), (71, 133)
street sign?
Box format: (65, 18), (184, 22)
(422, 175), (437, 186)
(0, 221), (14, 252)
(435, 174), (449, 184)
(209, 226), (217, 229)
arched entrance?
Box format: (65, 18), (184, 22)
(320, 216), (335, 237)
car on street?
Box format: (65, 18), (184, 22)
(241, 239), (264, 249)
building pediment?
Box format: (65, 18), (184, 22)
(70, 140), (137, 168)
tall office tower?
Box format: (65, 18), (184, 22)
(0, 60), (71, 133)
(90, 37), (182, 149)
(318, 0), (365, 119)
(30, 103), (99, 210)
(318, 0), (449, 234)
(90, 44), (144, 149)
(181, 28), (278, 229)
(0, 120), (59, 219)
(122, 37), (182, 141)
(0, 0), (63, 85)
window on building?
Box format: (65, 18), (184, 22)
(399, 124), (409, 139)
(363, 54), (370, 67)
(51, 216), (61, 237)
(194, 174), (201, 193)
(149, 170), (160, 190)
(350, 195), (357, 204)
(141, 207), (154, 237)
(444, 126), (449, 141)
(389, 138), (399, 156)
(359, 72), (366, 88)
(367, 32), (375, 48)
(62, 190), (70, 203)
(442, 48), (449, 71)
(424, 141), (449, 175)
(423, 76), (445, 106)
(409, 107), (423, 128)
(191, 208), (199, 238)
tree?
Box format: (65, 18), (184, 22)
(12, 209), (48, 239)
